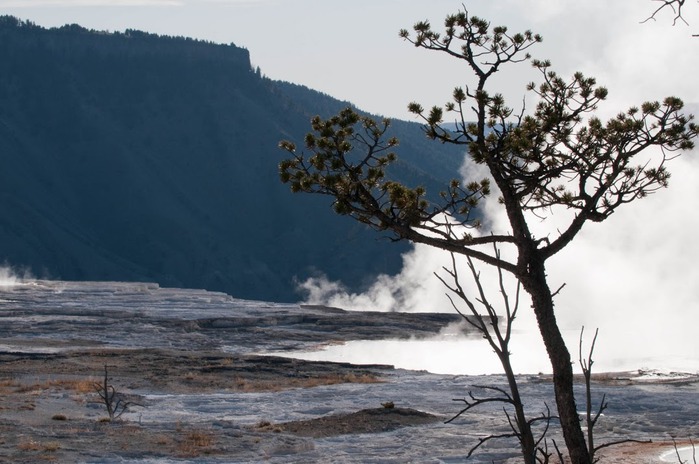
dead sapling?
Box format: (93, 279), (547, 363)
(94, 364), (142, 421)
(578, 327), (651, 462)
(437, 249), (557, 464)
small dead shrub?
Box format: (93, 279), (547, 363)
(94, 365), (141, 421)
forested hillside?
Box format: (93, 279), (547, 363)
(0, 17), (465, 302)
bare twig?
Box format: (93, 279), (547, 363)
(642, 0), (698, 36)
(674, 438), (686, 464)
(642, 0), (690, 26)
(447, 384), (515, 424)
(672, 437), (698, 464)
(579, 327), (605, 461)
(550, 439), (565, 463)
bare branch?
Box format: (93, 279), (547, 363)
(642, 0), (690, 26)
(551, 439), (565, 463)
(594, 438), (653, 453)
(447, 384), (515, 424)
(642, 1), (699, 37)
(551, 283), (566, 298)
(467, 431), (521, 458)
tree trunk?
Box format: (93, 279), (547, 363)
(522, 259), (591, 464)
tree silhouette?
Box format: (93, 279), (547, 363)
(280, 9), (697, 463)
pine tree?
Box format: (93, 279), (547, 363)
(280, 9), (697, 463)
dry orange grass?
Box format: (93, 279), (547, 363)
(10, 383), (37, 394)
(185, 431), (213, 447)
(42, 442), (61, 452)
(232, 372), (382, 392)
(255, 420), (283, 433)
(17, 439), (42, 452)
(176, 430), (215, 457)
(0, 378), (19, 393)
(9, 378), (97, 394)
(45, 378), (97, 393)
(17, 439), (60, 452)
(154, 434), (173, 446)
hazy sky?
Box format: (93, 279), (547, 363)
(2, 0), (698, 371)
(1, 0), (697, 120)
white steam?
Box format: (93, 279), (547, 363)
(0, 265), (33, 287)
(298, 243), (458, 313)
(546, 152), (699, 370)
(297, 140), (699, 374)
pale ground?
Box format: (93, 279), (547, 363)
(1, 280), (698, 462)
(1, 347), (696, 463)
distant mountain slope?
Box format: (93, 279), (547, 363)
(0, 17), (466, 302)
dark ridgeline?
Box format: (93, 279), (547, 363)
(0, 17), (464, 302)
